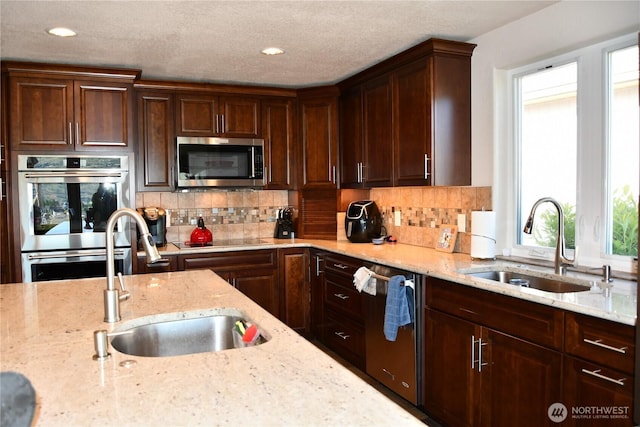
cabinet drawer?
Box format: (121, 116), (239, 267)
(324, 254), (362, 278)
(427, 277), (563, 350)
(179, 249), (276, 271)
(324, 309), (365, 366)
(324, 278), (363, 319)
(565, 312), (635, 375)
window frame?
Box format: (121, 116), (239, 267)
(505, 32), (638, 272)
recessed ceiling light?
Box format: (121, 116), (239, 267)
(261, 47), (284, 56)
(47, 27), (77, 37)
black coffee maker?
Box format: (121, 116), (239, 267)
(274, 207), (294, 239)
(345, 200), (382, 243)
(137, 207), (167, 247)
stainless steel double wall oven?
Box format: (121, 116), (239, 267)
(17, 154), (133, 282)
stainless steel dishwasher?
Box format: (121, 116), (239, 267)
(364, 264), (422, 405)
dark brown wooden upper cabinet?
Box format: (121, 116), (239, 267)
(298, 87), (339, 190)
(262, 97), (296, 189)
(136, 90), (175, 192)
(4, 62), (139, 151)
(175, 93), (260, 138)
(338, 38), (475, 187)
(362, 75), (394, 187)
(339, 87), (363, 188)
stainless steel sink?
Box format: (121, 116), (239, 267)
(111, 313), (267, 357)
(464, 270), (590, 293)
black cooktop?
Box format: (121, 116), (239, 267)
(172, 238), (267, 249)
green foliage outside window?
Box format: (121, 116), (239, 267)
(533, 188), (638, 257)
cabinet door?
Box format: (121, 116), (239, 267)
(136, 91), (175, 191)
(278, 248), (309, 334)
(262, 98), (295, 189)
(9, 77), (74, 150)
(234, 267), (279, 317)
(563, 356), (634, 427)
(362, 75), (393, 187)
(482, 329), (562, 427)
(75, 80), (132, 149)
(299, 97), (338, 189)
(424, 308), (478, 427)
(339, 88), (363, 188)
(220, 96), (260, 137)
(176, 93), (217, 136)
(393, 60), (431, 186)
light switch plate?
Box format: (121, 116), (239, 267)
(458, 214), (466, 232)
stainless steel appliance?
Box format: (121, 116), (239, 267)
(364, 263), (422, 405)
(17, 154), (133, 282)
(345, 200), (382, 243)
(176, 137), (265, 188)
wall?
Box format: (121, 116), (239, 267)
(468, 0), (640, 250)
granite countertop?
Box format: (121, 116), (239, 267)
(0, 270), (424, 426)
(146, 238), (637, 326)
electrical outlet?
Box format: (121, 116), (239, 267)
(394, 211), (402, 226)
(458, 214), (466, 232)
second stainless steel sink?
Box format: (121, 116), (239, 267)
(464, 269), (591, 293)
(111, 311), (267, 357)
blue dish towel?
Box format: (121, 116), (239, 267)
(384, 275), (414, 341)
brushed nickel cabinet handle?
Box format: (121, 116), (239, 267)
(75, 122), (80, 146)
(583, 338), (627, 354)
(334, 331), (350, 340)
(333, 293), (349, 300)
(580, 368), (626, 386)
(424, 154), (430, 179)
(333, 263), (348, 270)
(68, 122), (73, 144)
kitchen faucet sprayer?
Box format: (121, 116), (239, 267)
(523, 197), (574, 275)
(104, 208), (163, 323)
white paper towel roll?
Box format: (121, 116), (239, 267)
(471, 211), (496, 259)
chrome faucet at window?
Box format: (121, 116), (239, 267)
(104, 208), (164, 323)
(523, 197), (575, 275)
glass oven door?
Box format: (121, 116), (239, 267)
(18, 155), (132, 252)
(21, 248), (132, 282)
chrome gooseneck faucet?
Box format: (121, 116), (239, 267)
(105, 208), (163, 323)
(523, 197), (575, 275)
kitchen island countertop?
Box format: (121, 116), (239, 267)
(0, 270), (424, 426)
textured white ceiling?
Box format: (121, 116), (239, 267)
(1, 1), (556, 87)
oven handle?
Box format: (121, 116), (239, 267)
(23, 172), (125, 179)
(26, 249), (125, 260)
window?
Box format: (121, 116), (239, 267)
(510, 34), (638, 270)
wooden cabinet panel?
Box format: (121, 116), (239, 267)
(564, 356), (634, 427)
(176, 94), (217, 136)
(6, 63), (138, 152)
(278, 248), (309, 334)
(263, 98), (295, 189)
(565, 311), (635, 375)
(136, 91), (175, 191)
(299, 94), (338, 189)
(424, 308), (478, 427)
(175, 94), (259, 137)
(76, 81), (131, 149)
(362, 76), (394, 187)
(136, 254), (178, 274)
(179, 250), (278, 316)
(482, 329), (562, 427)
(220, 96), (260, 137)
(393, 59), (430, 186)
(296, 189), (337, 240)
(9, 77), (74, 149)
(339, 88), (363, 188)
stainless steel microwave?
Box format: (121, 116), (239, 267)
(176, 137), (266, 188)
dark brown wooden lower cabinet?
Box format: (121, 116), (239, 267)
(278, 248), (310, 335)
(424, 309), (562, 427)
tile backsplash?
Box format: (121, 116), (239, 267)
(136, 190), (289, 244)
(364, 186), (492, 254)
(137, 185), (491, 254)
